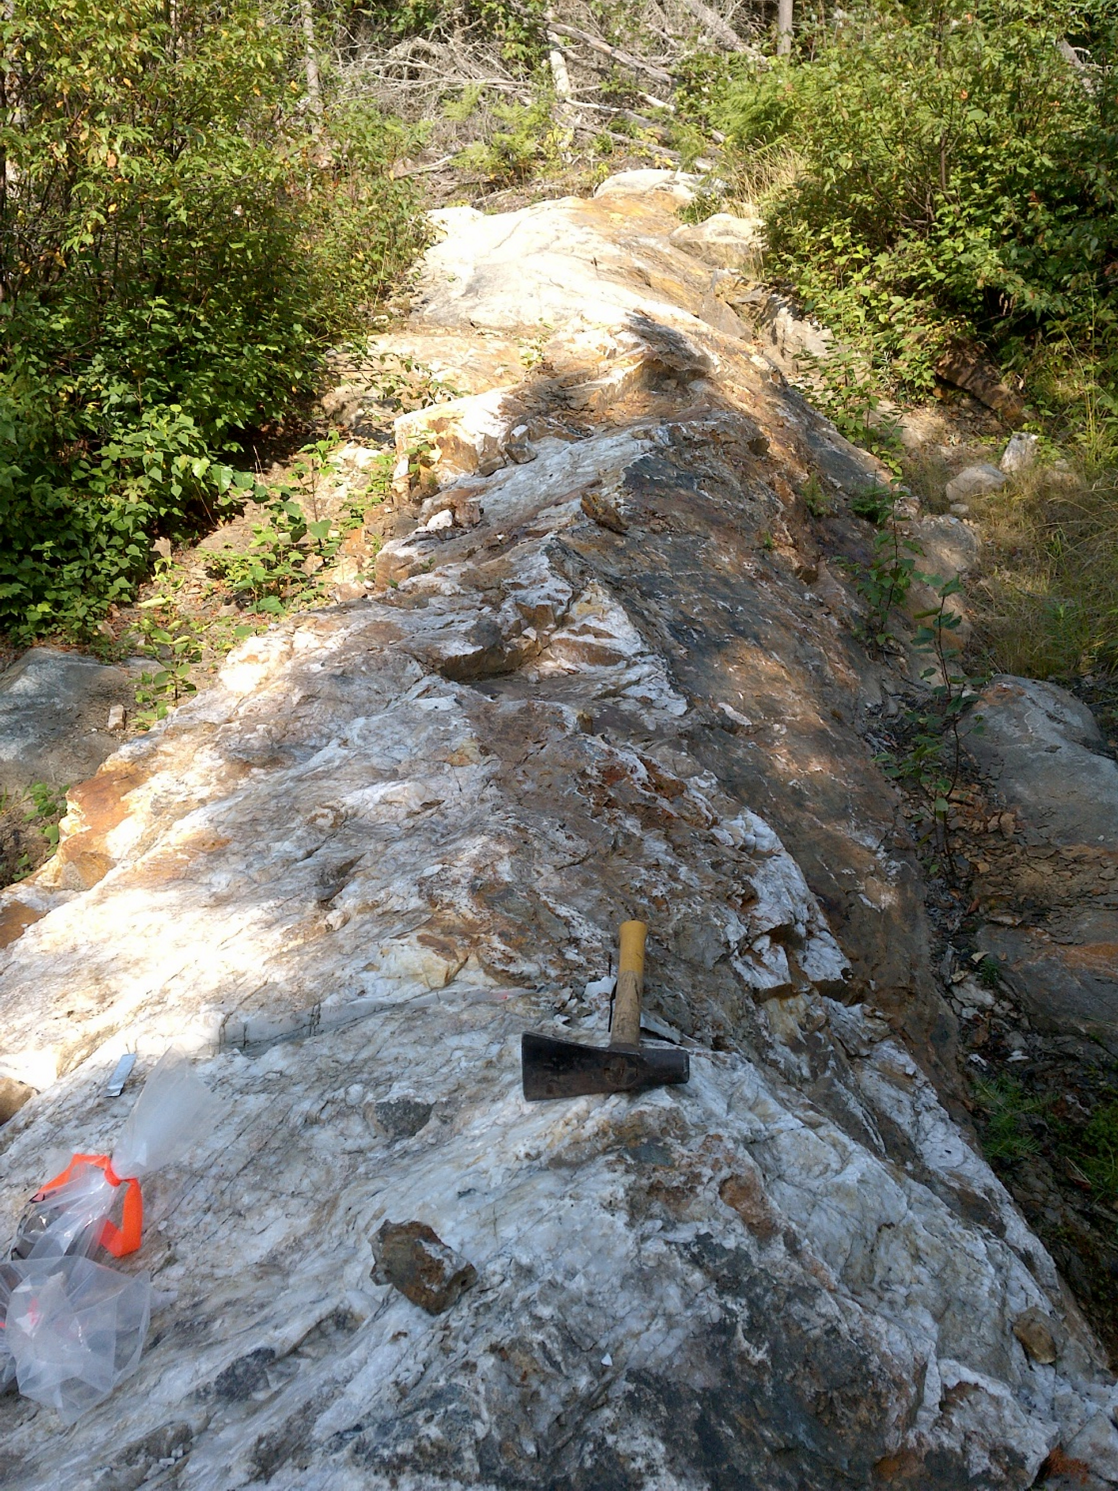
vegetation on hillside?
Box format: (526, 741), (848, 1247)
(2, 0), (1116, 676)
(713, 3), (1118, 411)
(0, 0), (425, 640)
(694, 0), (1118, 677)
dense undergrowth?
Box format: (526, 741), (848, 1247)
(685, 0), (1118, 677)
(712, 3), (1118, 404)
(0, 0), (426, 641)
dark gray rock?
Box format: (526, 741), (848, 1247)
(0, 648), (141, 796)
(373, 1097), (433, 1139)
(963, 677), (1118, 851)
(978, 911), (1118, 1052)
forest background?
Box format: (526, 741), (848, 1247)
(0, 0), (1115, 679)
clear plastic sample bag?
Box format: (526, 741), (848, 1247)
(1, 1048), (210, 1421)
(1, 1256), (152, 1424)
(12, 1049), (210, 1265)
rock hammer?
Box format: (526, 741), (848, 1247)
(521, 920), (690, 1100)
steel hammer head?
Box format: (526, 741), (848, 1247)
(521, 1032), (690, 1101)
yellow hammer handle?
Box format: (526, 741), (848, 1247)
(611, 920), (646, 1047)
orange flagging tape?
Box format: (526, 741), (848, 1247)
(33, 1154), (143, 1258)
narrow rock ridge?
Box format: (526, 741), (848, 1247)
(0, 172), (1115, 1490)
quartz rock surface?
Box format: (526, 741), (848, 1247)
(1, 177), (1116, 1490)
(668, 211), (765, 273)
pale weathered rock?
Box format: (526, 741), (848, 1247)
(396, 386), (519, 484)
(0, 648), (142, 796)
(592, 167), (702, 201)
(1001, 431), (1040, 474)
(945, 462), (1008, 505)
(669, 211), (765, 273)
(966, 677), (1118, 1051)
(1066, 1412), (1118, 1483)
(756, 290), (835, 366)
(106, 705), (126, 733)
(904, 513), (980, 646)
(0, 185), (1115, 1491)
(964, 677), (1118, 851)
(0, 1074), (35, 1125)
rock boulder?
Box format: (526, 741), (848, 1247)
(0, 647), (143, 797)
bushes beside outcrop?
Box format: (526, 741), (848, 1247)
(713, 1), (1118, 430)
(0, 0), (425, 640)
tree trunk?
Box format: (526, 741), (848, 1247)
(777, 0), (793, 55)
(545, 8), (574, 154)
(300, 0), (324, 130)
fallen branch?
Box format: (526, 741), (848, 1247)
(568, 96), (674, 135)
(531, 17), (674, 87)
(391, 154), (458, 177)
(569, 120), (683, 161)
(676, 0), (749, 52)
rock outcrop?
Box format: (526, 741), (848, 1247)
(966, 677), (1118, 1053)
(1, 172), (1116, 1490)
(0, 647), (142, 797)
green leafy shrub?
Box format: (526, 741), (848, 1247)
(360, 0), (547, 68)
(716, 2), (1118, 401)
(0, 0), (425, 641)
(453, 86), (560, 186)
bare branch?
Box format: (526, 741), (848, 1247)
(675, 0), (747, 50)
(535, 18), (674, 86)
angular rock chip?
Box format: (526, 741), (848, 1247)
(371, 1220), (477, 1315)
(1013, 1307), (1059, 1364)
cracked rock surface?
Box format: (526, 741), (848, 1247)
(1, 171), (1116, 1490)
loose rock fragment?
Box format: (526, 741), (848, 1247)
(371, 1220), (477, 1315)
(373, 1098), (433, 1139)
(1013, 1307), (1059, 1364)
(945, 463), (1008, 505)
(0, 1074), (35, 1125)
(1001, 432), (1039, 474)
(580, 489), (628, 533)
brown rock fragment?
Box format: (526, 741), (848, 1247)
(580, 489), (628, 534)
(0, 1074), (36, 1125)
(719, 1171), (779, 1241)
(371, 1220), (477, 1315)
(936, 344), (1026, 423)
(1013, 1307), (1059, 1364)
(0, 901), (46, 950)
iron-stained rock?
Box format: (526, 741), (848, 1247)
(371, 1220), (477, 1315)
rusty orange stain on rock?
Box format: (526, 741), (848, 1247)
(45, 764), (146, 891)
(0, 901), (46, 950)
(65, 763), (145, 842)
(57, 849), (116, 892)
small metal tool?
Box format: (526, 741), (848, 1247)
(105, 1053), (136, 1098)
